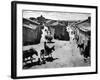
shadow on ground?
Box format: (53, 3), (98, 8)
(23, 57), (59, 69)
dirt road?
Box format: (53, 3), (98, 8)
(23, 40), (90, 69)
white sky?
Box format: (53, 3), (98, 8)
(23, 10), (91, 20)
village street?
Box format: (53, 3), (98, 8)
(23, 39), (90, 69)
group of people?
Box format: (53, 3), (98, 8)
(66, 25), (91, 62)
(23, 41), (55, 66)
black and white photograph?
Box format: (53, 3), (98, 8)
(11, 1), (97, 79)
(22, 10), (91, 69)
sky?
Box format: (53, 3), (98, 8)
(23, 10), (91, 21)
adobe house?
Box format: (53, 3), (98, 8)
(74, 17), (91, 46)
(23, 18), (42, 45)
